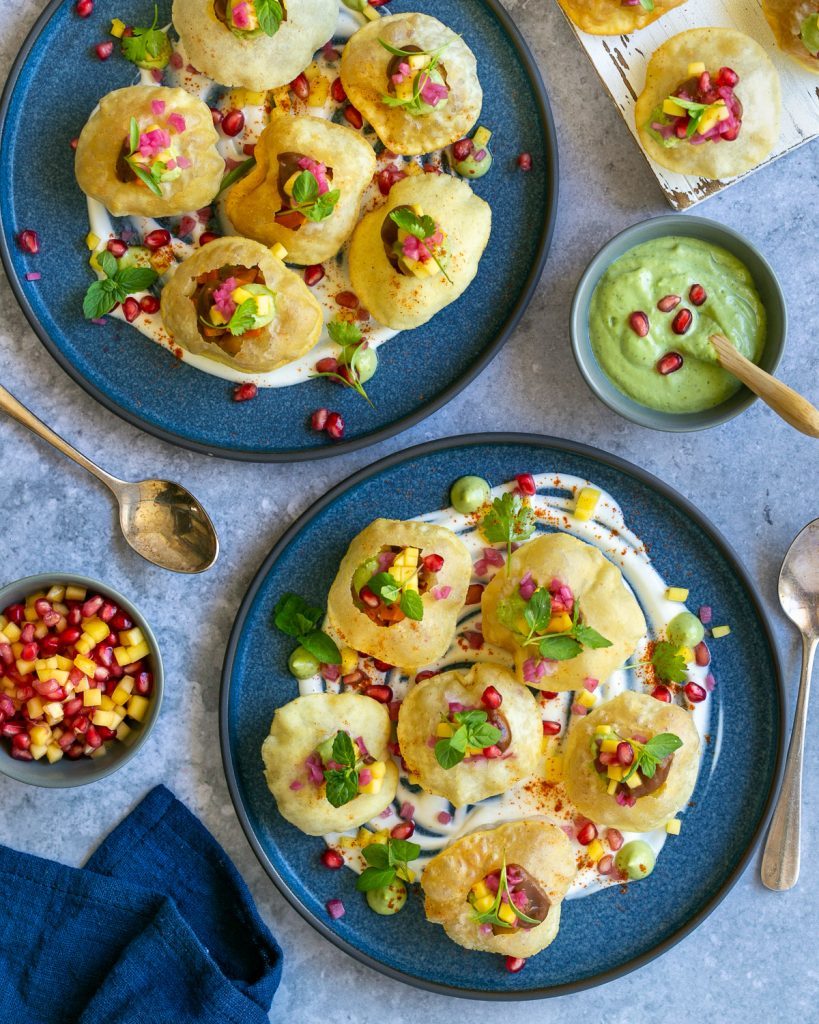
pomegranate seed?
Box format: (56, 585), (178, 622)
(598, 855), (614, 875)
(106, 239), (128, 259)
(96, 726), (115, 741)
(657, 352), (684, 375)
(390, 821), (415, 840)
(144, 229), (171, 250)
(576, 822), (598, 845)
(199, 231), (219, 246)
(372, 659), (392, 673)
(671, 309), (693, 335)
(221, 110), (245, 137)
(316, 357), (339, 374)
(616, 741), (634, 766)
(675, 121), (689, 139)
(0, 645), (11, 666)
(40, 635), (60, 656)
(111, 611), (132, 630)
(139, 294), (160, 314)
(325, 412), (345, 440)
(63, 697), (83, 717)
(10, 748), (33, 761)
(628, 311), (650, 337)
(694, 641), (710, 667)
(423, 553), (444, 573)
(717, 66), (738, 87)
(134, 672), (153, 696)
(70, 136), (79, 149)
(34, 599), (51, 617)
(73, 715), (90, 735)
(515, 473), (536, 495)
(684, 681), (707, 704)
(657, 294), (680, 312)
(331, 77), (347, 103)
(698, 71), (711, 94)
(95, 41), (114, 60)
(607, 828), (624, 851)
(321, 848), (344, 869)
(453, 138), (474, 162)
(335, 290), (358, 309)
(311, 407), (329, 432)
(344, 105), (363, 130)
(81, 595), (103, 618)
(99, 601), (117, 622)
(233, 382), (258, 402)
(290, 73), (310, 100)
(67, 607), (82, 625)
(505, 957), (526, 974)
(75, 0), (93, 15)
(363, 684), (392, 704)
(17, 229), (40, 255)
(482, 745), (502, 759)
(541, 690), (558, 700)
(689, 284), (707, 306)
(481, 685), (502, 710)
(304, 264), (325, 287)
(542, 720), (561, 736)
(359, 587), (379, 609)
(210, 107), (222, 127)
(4, 603), (24, 623)
(12, 732), (31, 751)
(21, 641), (39, 660)
(377, 166), (406, 195)
(16, 685), (35, 702)
(651, 684), (672, 702)
(122, 297), (140, 323)
(65, 743), (84, 760)
(85, 725), (102, 749)
(517, 152), (532, 171)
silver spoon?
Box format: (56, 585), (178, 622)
(761, 518), (819, 890)
(0, 384), (219, 574)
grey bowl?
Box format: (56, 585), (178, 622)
(570, 215), (787, 432)
(0, 573), (163, 788)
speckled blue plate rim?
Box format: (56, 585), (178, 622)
(219, 431), (784, 1000)
(0, 0), (558, 463)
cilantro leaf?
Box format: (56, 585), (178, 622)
(538, 634), (583, 660)
(400, 589), (423, 621)
(255, 0), (284, 36)
(481, 492), (536, 562)
(327, 319), (363, 348)
(227, 298), (258, 336)
(274, 593), (323, 637)
(299, 629), (341, 665)
(121, 7), (172, 70)
(651, 640), (688, 683)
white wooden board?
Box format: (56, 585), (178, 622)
(555, 0), (819, 208)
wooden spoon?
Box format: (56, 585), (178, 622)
(709, 334), (819, 438)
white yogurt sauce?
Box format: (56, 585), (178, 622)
(83, 9), (449, 387)
(299, 474), (712, 901)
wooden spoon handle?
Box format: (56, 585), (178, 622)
(710, 334), (819, 438)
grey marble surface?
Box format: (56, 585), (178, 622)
(1, 1), (817, 1021)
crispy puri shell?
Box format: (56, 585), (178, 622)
(422, 820), (576, 956)
(160, 236), (323, 372)
(635, 28), (781, 179)
(762, 0), (819, 73)
(564, 691), (700, 831)
(340, 13), (482, 156)
(172, 0), (337, 90)
(225, 112), (377, 265)
(397, 664), (542, 807)
(326, 518), (472, 668)
(557, 0), (687, 35)
(74, 86), (223, 218)
(482, 533), (646, 693)
(261, 692), (398, 835)
(348, 174), (491, 331)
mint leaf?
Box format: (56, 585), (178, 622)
(324, 769), (358, 807)
(356, 866), (395, 891)
(538, 634), (583, 660)
(332, 730), (356, 769)
(299, 629), (340, 665)
(302, 189), (340, 223)
(82, 280), (118, 319)
(400, 589), (423, 621)
(256, 0), (284, 36)
(435, 737), (465, 769)
(99, 251), (119, 279)
(367, 572), (400, 604)
(274, 593), (322, 637)
(118, 267), (158, 293)
(524, 588), (551, 635)
(389, 207), (436, 240)
(388, 838), (420, 864)
(573, 623), (613, 650)
(292, 171), (319, 206)
(362, 843), (390, 868)
(642, 732), (683, 763)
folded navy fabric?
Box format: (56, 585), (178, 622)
(0, 785), (282, 1024)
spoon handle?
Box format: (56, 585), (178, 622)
(709, 334), (819, 438)
(761, 634), (818, 890)
(0, 384), (121, 492)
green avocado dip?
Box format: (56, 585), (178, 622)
(589, 236), (766, 414)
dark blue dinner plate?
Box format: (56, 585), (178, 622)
(220, 433), (783, 998)
(0, 0), (556, 461)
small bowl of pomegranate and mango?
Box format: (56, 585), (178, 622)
(0, 573), (163, 787)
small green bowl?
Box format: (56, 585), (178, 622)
(570, 215), (787, 432)
(0, 573), (163, 788)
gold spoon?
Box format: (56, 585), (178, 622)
(709, 334), (819, 438)
(0, 384), (219, 574)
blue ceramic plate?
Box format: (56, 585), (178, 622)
(220, 434), (783, 998)
(0, 0), (556, 461)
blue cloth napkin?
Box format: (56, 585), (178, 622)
(0, 785), (282, 1024)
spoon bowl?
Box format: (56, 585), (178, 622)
(778, 520), (819, 636)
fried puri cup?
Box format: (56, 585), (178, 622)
(261, 692), (398, 835)
(160, 236), (323, 372)
(340, 13), (482, 156)
(635, 28), (781, 178)
(397, 664), (542, 806)
(348, 173), (491, 331)
(564, 690), (700, 832)
(226, 112), (377, 265)
(172, 0), (338, 91)
(75, 86), (223, 218)
(762, 0), (819, 73)
(326, 518), (472, 669)
(482, 533), (646, 693)
(557, 0), (688, 35)
(422, 820), (576, 957)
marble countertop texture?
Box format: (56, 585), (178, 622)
(1, 0), (817, 1021)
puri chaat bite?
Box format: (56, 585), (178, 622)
(74, 85), (223, 218)
(482, 532), (646, 693)
(326, 518), (472, 669)
(635, 28), (781, 179)
(172, 0), (338, 91)
(422, 820), (576, 957)
(564, 690), (700, 832)
(348, 173), (491, 331)
(762, 0), (819, 73)
(397, 664), (542, 807)
(556, 0), (687, 36)
(159, 236), (323, 372)
(340, 13), (482, 156)
(261, 691), (398, 835)
(226, 112), (377, 265)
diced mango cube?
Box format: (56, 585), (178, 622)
(270, 242), (288, 261)
(115, 722), (132, 742)
(662, 98), (687, 118)
(74, 654), (97, 677)
(497, 902), (517, 926)
(74, 635), (95, 655)
(391, 547), (420, 588)
(607, 765), (623, 781)
(43, 702), (64, 723)
(99, 694), (115, 712)
(594, 724), (613, 736)
(85, 233), (100, 251)
(711, 625), (731, 638)
(74, 675), (89, 693)
(370, 761), (386, 779)
(55, 655), (72, 671)
(83, 618), (111, 643)
(600, 738), (619, 753)
(665, 587), (689, 602)
(436, 722), (454, 738)
(358, 776), (383, 795)
(574, 486), (601, 521)
(471, 880), (490, 899)
(46, 585), (65, 602)
(114, 646), (132, 666)
(625, 771), (642, 790)
(339, 646), (358, 675)
(16, 658), (36, 675)
(46, 744), (64, 764)
(678, 646), (694, 664)
(473, 126), (492, 149)
(666, 818), (682, 835)
(127, 641), (150, 662)
(27, 696), (45, 719)
(473, 894), (495, 914)
(607, 779), (619, 795)
(111, 685), (132, 706)
(587, 838), (604, 862)
(83, 688), (102, 708)
(2, 622), (21, 642)
(110, 17), (126, 37)
(65, 585), (87, 601)
(30, 743), (48, 760)
(126, 694), (149, 722)
(544, 755), (562, 782)
(546, 613), (573, 633)
(687, 61), (706, 75)
(92, 709), (117, 729)
(30, 724), (51, 746)
(576, 689), (596, 709)
(118, 627), (144, 647)
(90, 744), (108, 759)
